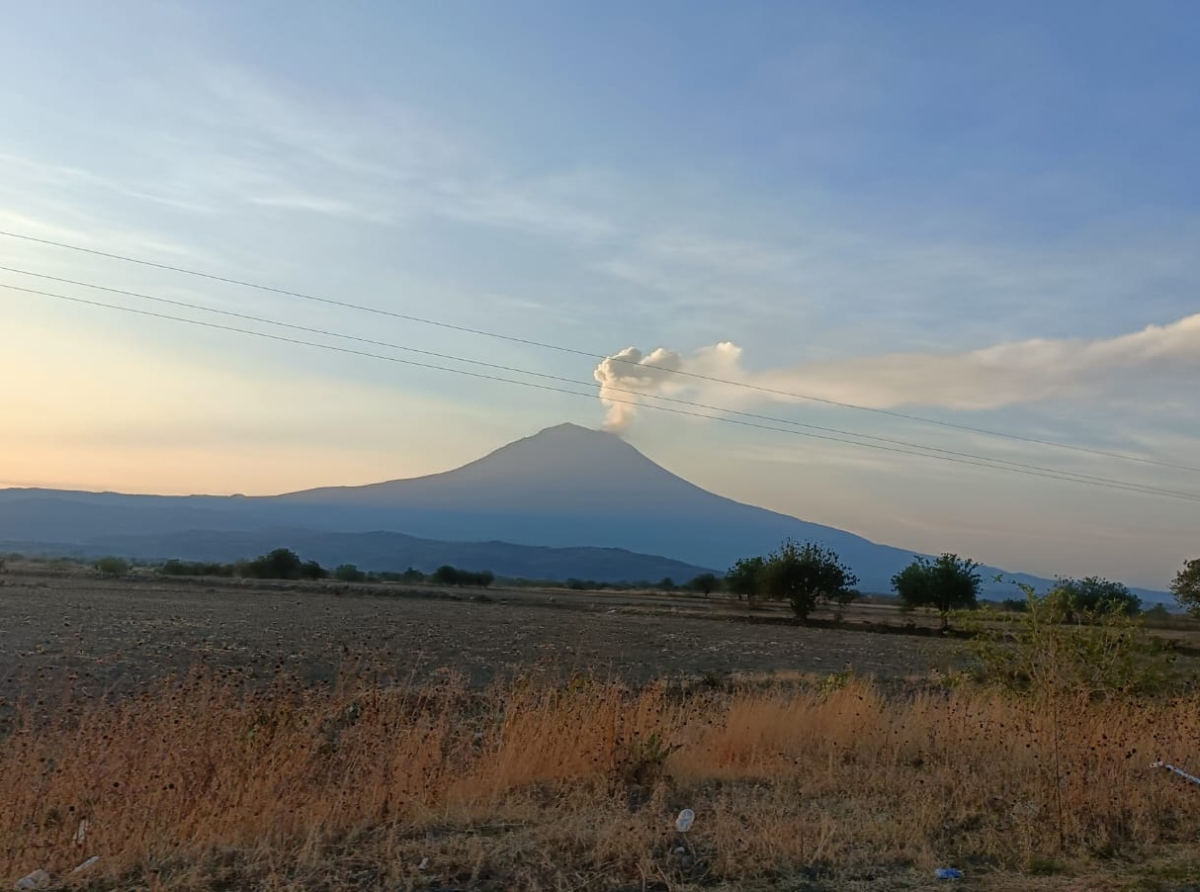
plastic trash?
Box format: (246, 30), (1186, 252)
(14, 870), (51, 890)
(73, 856), (100, 873)
(1151, 761), (1200, 786)
(935, 867), (963, 880)
(74, 819), (89, 845)
(675, 808), (695, 833)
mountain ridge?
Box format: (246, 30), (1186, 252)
(0, 423), (1171, 600)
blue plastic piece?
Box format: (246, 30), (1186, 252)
(935, 867), (963, 880)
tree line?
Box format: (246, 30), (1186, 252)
(155, 550), (495, 587)
(722, 538), (1200, 627)
(34, 545), (1200, 620)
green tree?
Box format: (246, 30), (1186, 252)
(892, 553), (981, 629)
(687, 572), (720, 595)
(725, 556), (765, 602)
(1054, 576), (1140, 619)
(93, 556), (130, 576)
(1171, 558), (1200, 618)
(760, 539), (858, 621)
(334, 563), (366, 583)
(657, 577), (677, 592)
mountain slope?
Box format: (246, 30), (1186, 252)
(0, 423), (1166, 598)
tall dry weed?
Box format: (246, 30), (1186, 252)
(2, 665), (1199, 889)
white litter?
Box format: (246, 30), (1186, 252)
(73, 856), (101, 873)
(1151, 761), (1200, 786)
(675, 808), (695, 833)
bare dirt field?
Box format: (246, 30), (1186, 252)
(0, 569), (960, 705)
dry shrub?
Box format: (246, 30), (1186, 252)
(2, 665), (1199, 890)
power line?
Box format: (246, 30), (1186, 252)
(5, 280), (1200, 505)
(2, 227), (1194, 475)
(3, 264), (1195, 498)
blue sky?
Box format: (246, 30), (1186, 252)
(1, 1), (1197, 587)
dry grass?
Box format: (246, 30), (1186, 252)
(3, 664), (1200, 890)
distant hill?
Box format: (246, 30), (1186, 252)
(0, 423), (1172, 601)
(0, 528), (715, 584)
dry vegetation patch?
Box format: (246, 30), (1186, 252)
(4, 665), (1200, 890)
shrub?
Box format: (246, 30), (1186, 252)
(93, 556), (130, 576)
(968, 584), (1175, 699)
(686, 573), (720, 595)
(431, 565), (494, 587)
(334, 564), (367, 583)
(299, 560), (328, 581)
(760, 539), (859, 621)
(242, 548), (304, 580)
(160, 559), (234, 577)
(893, 553), (981, 629)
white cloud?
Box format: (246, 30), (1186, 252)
(594, 312), (1200, 430)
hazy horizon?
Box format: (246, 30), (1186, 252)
(2, 2), (1198, 589)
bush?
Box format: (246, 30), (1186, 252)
(656, 577), (677, 592)
(892, 553), (981, 629)
(760, 539), (859, 621)
(686, 573), (720, 595)
(1054, 576), (1140, 619)
(239, 549), (326, 581)
(1170, 558), (1200, 618)
(431, 565), (494, 587)
(160, 559), (234, 577)
(968, 585), (1175, 698)
(334, 564), (367, 583)
(94, 556), (130, 577)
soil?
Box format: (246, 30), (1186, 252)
(0, 570), (959, 702)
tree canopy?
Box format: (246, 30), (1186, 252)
(1053, 576), (1140, 619)
(1171, 558), (1200, 618)
(760, 539), (859, 620)
(892, 553), (981, 628)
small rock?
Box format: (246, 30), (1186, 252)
(14, 870), (51, 890)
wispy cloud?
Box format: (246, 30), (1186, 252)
(593, 312), (1200, 431)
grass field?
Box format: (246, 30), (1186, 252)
(3, 565), (1200, 890)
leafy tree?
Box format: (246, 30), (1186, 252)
(657, 577), (677, 592)
(1054, 576), (1140, 619)
(687, 572), (720, 595)
(725, 556), (766, 602)
(94, 556), (130, 576)
(334, 563), (366, 583)
(760, 539), (859, 621)
(1171, 558), (1200, 618)
(892, 553), (981, 629)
